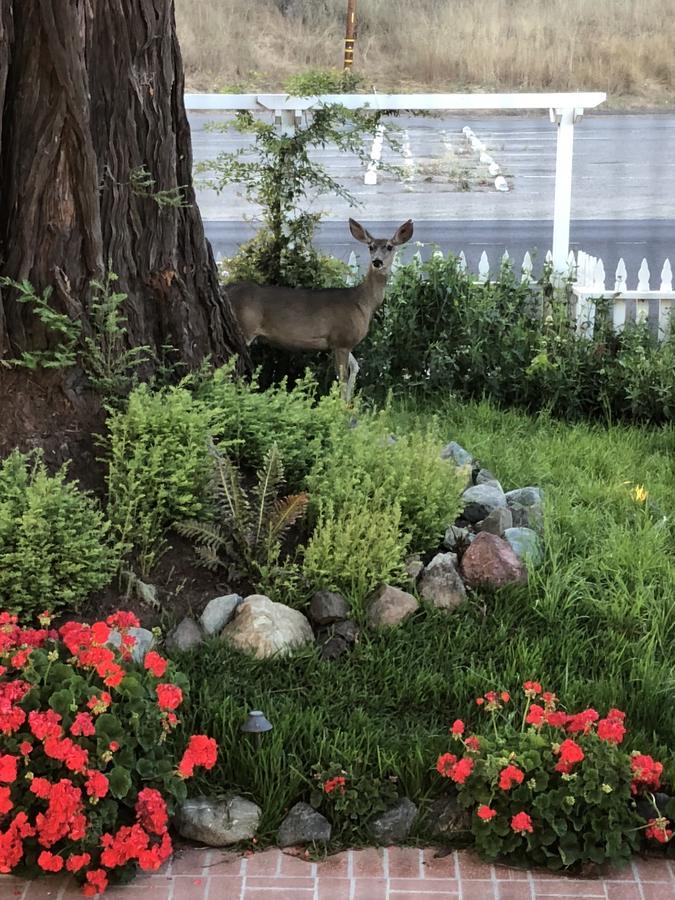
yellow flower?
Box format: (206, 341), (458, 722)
(631, 484), (648, 503)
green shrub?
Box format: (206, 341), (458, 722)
(105, 383), (216, 574)
(195, 364), (345, 487)
(359, 253), (675, 424)
(0, 451), (115, 613)
(301, 493), (409, 606)
(306, 407), (465, 552)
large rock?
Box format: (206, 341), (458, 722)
(504, 527), (544, 566)
(459, 532), (527, 589)
(475, 468), (502, 491)
(366, 585), (419, 628)
(200, 594), (242, 635)
(222, 595), (314, 659)
(423, 793), (470, 838)
(461, 484), (507, 524)
(108, 627), (154, 664)
(166, 617), (203, 655)
(440, 441), (473, 466)
(443, 525), (474, 552)
(176, 796), (261, 846)
(317, 619), (359, 661)
(506, 486), (543, 507)
(308, 590), (350, 626)
(476, 506), (513, 537)
(370, 798), (418, 844)
(278, 802), (332, 847)
(506, 487), (544, 533)
(418, 553), (466, 611)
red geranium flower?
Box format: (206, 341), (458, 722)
(0, 754), (18, 784)
(465, 735), (481, 753)
(645, 818), (672, 844)
(323, 776), (347, 795)
(554, 738), (585, 774)
(477, 805), (497, 821)
(436, 752), (458, 778)
(511, 811), (534, 834)
(144, 651), (168, 678)
(37, 850), (64, 872)
(451, 719), (465, 736)
(66, 852), (91, 872)
(523, 681), (542, 697)
(85, 770), (109, 800)
(499, 764), (525, 791)
(156, 683), (183, 711)
(630, 754), (663, 795)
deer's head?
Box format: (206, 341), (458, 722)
(349, 218), (414, 274)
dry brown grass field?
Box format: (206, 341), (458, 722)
(175, 0), (674, 107)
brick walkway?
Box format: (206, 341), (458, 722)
(1, 847), (673, 899)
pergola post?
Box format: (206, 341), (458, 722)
(550, 106), (581, 275)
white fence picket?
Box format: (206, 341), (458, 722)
(572, 250), (674, 342)
(478, 251), (490, 283)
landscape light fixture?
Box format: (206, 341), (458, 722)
(241, 710), (273, 734)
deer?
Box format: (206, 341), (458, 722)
(226, 218), (414, 400)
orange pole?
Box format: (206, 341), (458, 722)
(344, 0), (357, 69)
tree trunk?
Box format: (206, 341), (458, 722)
(0, 0), (245, 466)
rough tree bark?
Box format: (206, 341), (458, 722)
(0, 0), (245, 464)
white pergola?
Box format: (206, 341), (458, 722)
(185, 92), (607, 274)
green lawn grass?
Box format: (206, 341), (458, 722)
(177, 399), (675, 840)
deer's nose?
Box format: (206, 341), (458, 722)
(372, 259), (383, 268)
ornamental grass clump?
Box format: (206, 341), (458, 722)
(436, 682), (673, 870)
(0, 611), (217, 894)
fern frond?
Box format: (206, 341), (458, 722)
(210, 442), (250, 531)
(194, 544), (224, 572)
(251, 444), (284, 548)
(268, 492), (310, 544)
(175, 519), (226, 548)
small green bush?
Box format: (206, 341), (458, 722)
(306, 408), (465, 552)
(0, 451), (115, 613)
(301, 493), (409, 606)
(105, 383), (217, 574)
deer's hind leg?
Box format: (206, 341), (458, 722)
(345, 352), (359, 401)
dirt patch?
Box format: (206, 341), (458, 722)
(81, 531), (240, 631)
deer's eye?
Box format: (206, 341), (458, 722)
(386, 244), (393, 251)
(369, 244), (375, 251)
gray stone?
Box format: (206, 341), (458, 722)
(440, 441), (473, 466)
(316, 620), (359, 661)
(222, 595), (314, 659)
(176, 795), (261, 846)
(278, 802), (331, 847)
(405, 556), (425, 582)
(460, 532), (528, 589)
(366, 585), (419, 628)
(443, 525), (474, 552)
(423, 793), (470, 838)
(506, 486), (543, 507)
(509, 501), (544, 533)
(200, 594), (242, 635)
(504, 527), (544, 566)
(309, 590), (350, 626)
(476, 506), (513, 537)
(370, 798), (418, 844)
(134, 579), (159, 610)
(475, 468), (503, 491)
(418, 553), (466, 611)
(166, 617), (204, 655)
(108, 627), (154, 664)
(461, 484), (507, 524)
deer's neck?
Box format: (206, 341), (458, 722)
(358, 266), (389, 317)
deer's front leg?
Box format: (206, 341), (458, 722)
(334, 348), (350, 401)
(345, 352), (360, 402)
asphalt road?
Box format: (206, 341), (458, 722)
(191, 112), (675, 280)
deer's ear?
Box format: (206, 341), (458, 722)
(391, 219), (413, 245)
(349, 218), (373, 244)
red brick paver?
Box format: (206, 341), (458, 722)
(2, 847), (674, 898)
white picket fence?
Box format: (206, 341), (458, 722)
(346, 247), (675, 341)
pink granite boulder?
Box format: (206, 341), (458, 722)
(459, 532), (527, 589)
